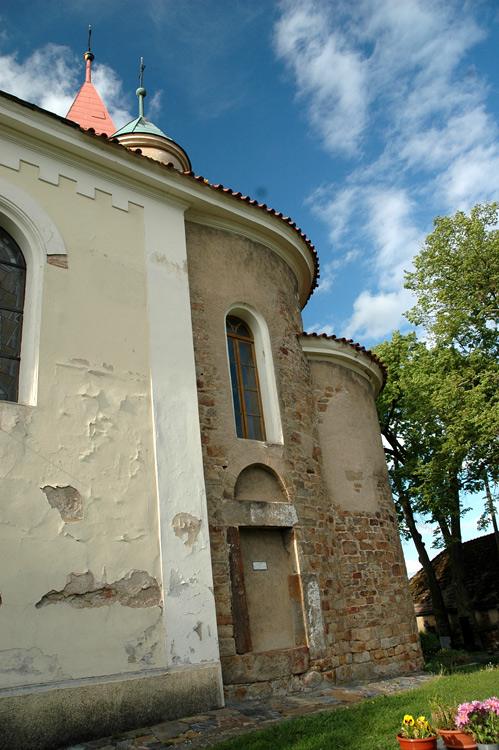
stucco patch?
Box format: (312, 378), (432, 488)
(35, 570), (161, 609)
(125, 614), (162, 665)
(0, 648), (68, 683)
(172, 513), (201, 547)
(41, 485), (83, 522)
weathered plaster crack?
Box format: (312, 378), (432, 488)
(35, 570), (162, 609)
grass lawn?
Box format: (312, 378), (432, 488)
(212, 666), (499, 750)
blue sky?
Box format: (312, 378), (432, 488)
(1, 0), (498, 575)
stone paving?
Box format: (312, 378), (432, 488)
(63, 672), (436, 750)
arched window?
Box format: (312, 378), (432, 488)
(0, 228), (26, 402)
(226, 316), (266, 440)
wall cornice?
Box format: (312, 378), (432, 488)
(299, 334), (385, 396)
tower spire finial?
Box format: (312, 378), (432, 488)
(84, 25), (94, 83)
(136, 57), (147, 118)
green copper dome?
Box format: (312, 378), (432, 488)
(111, 60), (191, 172)
(111, 115), (172, 141)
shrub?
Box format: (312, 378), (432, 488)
(425, 649), (471, 674)
(420, 632), (440, 660)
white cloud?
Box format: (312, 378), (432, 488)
(345, 289), (409, 340)
(274, 1), (368, 155)
(315, 261), (336, 294)
(91, 65), (133, 129)
(438, 144), (499, 210)
(0, 44), (132, 129)
(365, 188), (422, 291)
(0, 44), (78, 116)
(277, 0), (498, 343)
(405, 558), (422, 577)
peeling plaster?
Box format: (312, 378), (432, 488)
(125, 613), (162, 665)
(35, 570), (161, 609)
(168, 568), (198, 597)
(0, 647), (68, 682)
(41, 485), (83, 522)
(172, 512), (201, 547)
(193, 621), (203, 640)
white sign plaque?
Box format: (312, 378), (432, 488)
(252, 561), (268, 571)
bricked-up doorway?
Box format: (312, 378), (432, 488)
(236, 527), (306, 653)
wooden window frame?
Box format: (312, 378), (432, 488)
(226, 316), (266, 441)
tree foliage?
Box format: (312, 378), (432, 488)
(405, 202), (499, 356)
(373, 201), (499, 646)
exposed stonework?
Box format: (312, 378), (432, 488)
(186, 221), (422, 692)
(35, 571), (162, 609)
(172, 513), (202, 547)
(41, 485), (83, 522)
(47, 254), (69, 268)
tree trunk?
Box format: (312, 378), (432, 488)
(436, 479), (483, 650)
(483, 472), (499, 559)
(394, 477), (452, 643)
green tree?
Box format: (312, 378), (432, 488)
(405, 202), (499, 357)
(374, 333), (496, 648)
(405, 202), (499, 551)
(374, 332), (452, 643)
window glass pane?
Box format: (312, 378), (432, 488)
(0, 228), (26, 267)
(235, 321), (251, 338)
(240, 364), (257, 389)
(244, 388), (261, 416)
(246, 414), (264, 441)
(232, 385), (242, 413)
(234, 410), (244, 438)
(230, 361), (238, 384)
(0, 309), (23, 358)
(1, 264), (26, 311)
(0, 357), (19, 402)
(226, 316), (265, 441)
(239, 341), (254, 366)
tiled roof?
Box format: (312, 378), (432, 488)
(410, 533), (499, 614)
(0, 89), (320, 302)
(105, 139), (320, 302)
(300, 331), (388, 385)
(66, 83), (116, 137)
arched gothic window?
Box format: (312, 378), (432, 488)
(0, 228), (26, 402)
(226, 316), (266, 440)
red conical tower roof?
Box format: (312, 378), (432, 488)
(66, 44), (116, 137)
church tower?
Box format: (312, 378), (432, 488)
(66, 27), (116, 136)
(111, 58), (191, 171)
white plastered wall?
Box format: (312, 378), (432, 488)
(0, 126), (220, 694)
(144, 197), (220, 667)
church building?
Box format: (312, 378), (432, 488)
(0, 46), (422, 749)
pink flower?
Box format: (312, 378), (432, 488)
(483, 698), (499, 716)
(456, 702), (474, 729)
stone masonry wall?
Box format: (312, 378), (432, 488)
(311, 370), (423, 681)
(186, 221), (422, 693)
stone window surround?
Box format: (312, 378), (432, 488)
(224, 302), (283, 444)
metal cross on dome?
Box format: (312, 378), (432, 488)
(139, 57), (145, 87)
